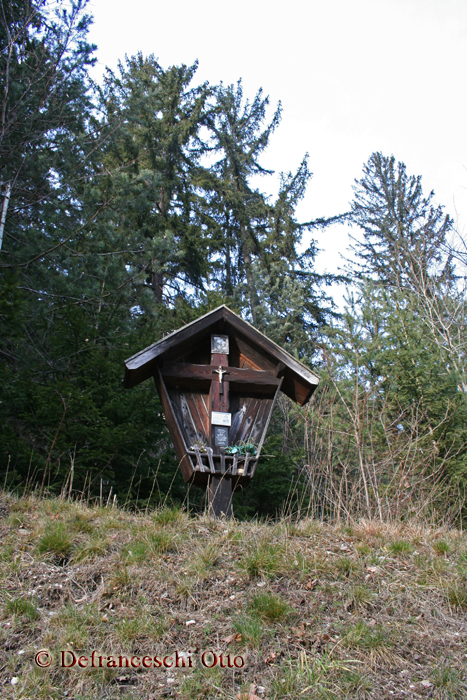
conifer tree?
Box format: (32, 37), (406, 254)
(349, 152), (454, 291)
(96, 54), (212, 307)
(0, 5), (185, 502)
(204, 81), (281, 320)
(343, 153), (467, 494)
(205, 81), (334, 357)
(0, 0), (96, 265)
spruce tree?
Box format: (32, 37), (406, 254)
(205, 81), (334, 358)
(204, 81), (281, 320)
(0, 0), (96, 265)
(0, 6), (185, 502)
(349, 152), (454, 291)
(345, 153), (467, 497)
(96, 54), (212, 308)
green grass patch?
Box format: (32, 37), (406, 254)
(109, 565), (132, 589)
(148, 529), (176, 552)
(431, 664), (467, 698)
(447, 584), (467, 610)
(433, 540), (451, 555)
(152, 506), (184, 526)
(342, 620), (390, 651)
(355, 542), (371, 556)
(239, 541), (284, 578)
(121, 530), (175, 563)
(4, 596), (40, 621)
(37, 522), (73, 560)
(49, 603), (99, 648)
(178, 665), (223, 700)
(346, 584), (376, 609)
(249, 591), (291, 621)
(69, 511), (95, 534)
(335, 556), (358, 577)
(121, 539), (152, 563)
(114, 611), (167, 644)
(388, 540), (413, 555)
(339, 668), (372, 696)
(73, 535), (110, 562)
(232, 613), (264, 648)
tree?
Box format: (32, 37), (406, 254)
(349, 152), (454, 292)
(0, 0), (96, 265)
(96, 54), (212, 308)
(349, 153), (466, 397)
(340, 154), (467, 511)
(204, 81), (335, 359)
(203, 81), (282, 319)
(0, 6), (186, 503)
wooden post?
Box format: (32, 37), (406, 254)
(208, 475), (233, 518)
(209, 335), (232, 516)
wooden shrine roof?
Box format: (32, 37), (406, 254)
(123, 305), (319, 406)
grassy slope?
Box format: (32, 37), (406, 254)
(1, 494), (467, 700)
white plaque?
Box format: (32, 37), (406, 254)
(211, 411), (231, 426)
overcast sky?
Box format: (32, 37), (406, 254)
(87, 0), (467, 287)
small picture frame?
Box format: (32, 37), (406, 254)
(211, 334), (229, 354)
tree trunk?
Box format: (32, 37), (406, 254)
(151, 269), (164, 304)
(239, 222), (259, 324)
(0, 181), (11, 251)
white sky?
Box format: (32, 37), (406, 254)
(87, 0), (467, 291)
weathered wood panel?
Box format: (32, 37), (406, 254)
(239, 353), (260, 370)
(189, 391), (210, 439)
(154, 370), (194, 483)
(168, 388), (209, 448)
(229, 395), (273, 446)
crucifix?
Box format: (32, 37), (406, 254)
(213, 365), (229, 394)
(210, 335), (229, 411)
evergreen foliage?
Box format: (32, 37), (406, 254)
(1, 4), (464, 520)
(96, 54), (212, 307)
(204, 81), (335, 358)
(0, 1), (330, 510)
(316, 153), (467, 517)
(349, 152), (454, 291)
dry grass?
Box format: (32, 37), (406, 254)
(0, 493), (467, 699)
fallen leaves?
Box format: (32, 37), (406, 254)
(263, 651), (278, 664)
(305, 577), (318, 590)
(223, 632), (242, 644)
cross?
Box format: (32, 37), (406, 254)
(209, 340), (231, 516)
(213, 365), (229, 394)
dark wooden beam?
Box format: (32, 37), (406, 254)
(161, 362), (281, 388)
